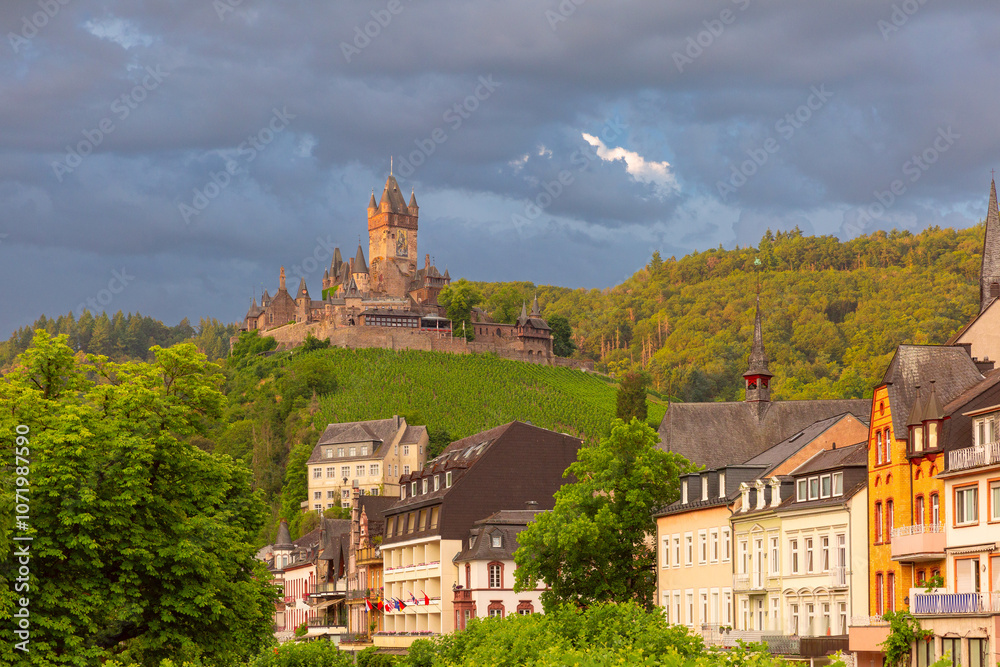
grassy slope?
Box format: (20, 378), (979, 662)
(308, 347), (666, 444)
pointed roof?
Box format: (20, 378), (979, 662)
(744, 294), (773, 378)
(297, 277), (309, 299)
(378, 174), (410, 214)
(906, 386), (925, 427)
(408, 189), (418, 209)
(981, 178), (1000, 313)
(275, 519), (292, 547)
(332, 247), (343, 275)
(531, 295), (541, 318)
(246, 297), (262, 318)
(353, 245), (368, 274)
(923, 380), (945, 421)
(443, 268), (451, 280)
(517, 301), (528, 325)
(368, 191), (377, 210)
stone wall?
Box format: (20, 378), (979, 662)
(262, 321), (594, 370)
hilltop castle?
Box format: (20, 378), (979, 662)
(240, 174), (573, 366)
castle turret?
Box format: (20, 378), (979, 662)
(531, 295), (541, 318)
(981, 178), (1000, 312)
(743, 294), (773, 411)
(279, 266), (287, 292)
(408, 189), (419, 216)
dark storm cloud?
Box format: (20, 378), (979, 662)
(2, 0), (999, 334)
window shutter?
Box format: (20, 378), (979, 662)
(956, 559), (974, 593)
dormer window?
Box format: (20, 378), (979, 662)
(325, 447), (333, 458)
(361, 446), (368, 456)
(681, 480), (688, 504)
(338, 447), (344, 457)
(701, 475), (709, 501)
(422, 478), (429, 494)
(350, 447), (357, 457)
(797, 479), (807, 501)
(491, 533), (502, 548)
(718, 472), (726, 498)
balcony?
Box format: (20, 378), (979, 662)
(848, 617), (889, 653)
(800, 635), (850, 658)
(948, 441), (1000, 472)
(309, 582), (346, 598)
(829, 565), (847, 588)
(453, 589), (472, 602)
(733, 572), (778, 592)
(357, 546), (382, 566)
(890, 524), (945, 562)
(912, 591), (1000, 615)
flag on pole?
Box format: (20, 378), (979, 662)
(397, 597), (407, 610)
(422, 590), (431, 606)
(409, 591), (418, 605)
(365, 599), (373, 612)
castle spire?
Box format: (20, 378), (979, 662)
(279, 266), (286, 292)
(980, 177), (1000, 312)
(743, 291), (773, 408)
(531, 294), (541, 318)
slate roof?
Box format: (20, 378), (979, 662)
(378, 174), (410, 214)
(659, 399), (870, 470)
(775, 479), (867, 514)
(453, 509), (545, 563)
(359, 495), (398, 539)
(354, 245), (369, 274)
(981, 179), (1000, 313)
(880, 345), (984, 438)
(741, 412), (861, 475)
(790, 442), (867, 476)
(399, 425), (427, 444)
(275, 519), (293, 547)
(309, 417), (407, 464)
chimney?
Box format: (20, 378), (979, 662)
(754, 479), (766, 510)
(957, 342), (973, 357)
(525, 500), (539, 510)
(425, 253), (431, 270)
(975, 357), (995, 373)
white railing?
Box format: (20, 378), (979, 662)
(830, 565), (847, 587)
(850, 615), (889, 627)
(949, 441), (1000, 471)
(890, 523), (943, 538)
(912, 591), (1000, 615)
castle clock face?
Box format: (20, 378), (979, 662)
(395, 229), (408, 257)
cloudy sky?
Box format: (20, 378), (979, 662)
(2, 0), (998, 335)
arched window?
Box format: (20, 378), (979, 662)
(488, 562), (503, 589)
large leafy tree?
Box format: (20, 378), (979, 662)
(513, 418), (694, 610)
(0, 332), (276, 666)
(548, 314), (576, 357)
(615, 371), (649, 422)
(438, 279), (483, 341)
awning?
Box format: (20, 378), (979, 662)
(300, 626), (346, 639)
(313, 598), (345, 610)
(945, 543), (997, 555)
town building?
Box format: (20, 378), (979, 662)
(452, 507), (548, 628)
(343, 494), (397, 649)
(949, 179), (1000, 368)
(658, 294), (871, 470)
(307, 416), (428, 508)
(376, 421), (581, 649)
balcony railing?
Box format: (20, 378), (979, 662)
(850, 615), (889, 627)
(308, 616), (347, 628)
(357, 546), (382, 564)
(948, 441), (1000, 472)
(830, 565), (847, 588)
(889, 524), (945, 562)
(912, 591), (1000, 615)
(309, 582), (345, 597)
(733, 572), (778, 591)
(891, 523), (943, 538)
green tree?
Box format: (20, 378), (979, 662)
(615, 371), (649, 422)
(230, 329), (278, 361)
(300, 332), (331, 352)
(513, 418), (694, 610)
(0, 331), (277, 666)
(548, 314), (576, 357)
(485, 284), (524, 324)
(438, 279), (483, 341)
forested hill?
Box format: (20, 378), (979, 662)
(470, 224), (985, 403)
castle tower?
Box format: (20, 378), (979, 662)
(981, 178), (1000, 312)
(743, 294), (773, 410)
(368, 173), (418, 296)
(279, 266), (287, 293)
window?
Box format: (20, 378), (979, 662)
(312, 468), (322, 479)
(822, 602), (831, 635)
(687, 591), (694, 626)
(833, 472), (843, 495)
(991, 482), (1000, 522)
(681, 480), (688, 504)
(724, 590), (732, 624)
(769, 536), (779, 574)
(337, 447), (344, 457)
(517, 601), (534, 615)
(884, 429), (892, 463)
(417, 509), (427, 531)
(314, 491), (321, 499)
(488, 605), (503, 618)
(820, 474), (832, 498)
(327, 503), (335, 509)
(942, 637), (960, 667)
(809, 477), (819, 500)
(957, 486), (979, 525)
(806, 603), (815, 636)
(326, 466), (336, 477)
(674, 592), (682, 628)
(837, 533), (847, 569)
(356, 464), (364, 476)
(789, 604), (799, 635)
(875, 502), (883, 542)
(797, 479), (807, 501)
(349, 447), (356, 457)
(887, 571), (896, 612)
(369, 464), (379, 476)
(790, 539), (799, 574)
(916, 495), (925, 525)
(877, 431), (883, 464)
(838, 602), (847, 635)
(419, 445), (423, 454)
(314, 504), (322, 511)
(491, 533), (502, 548)
(421, 478), (429, 494)
(916, 637), (936, 667)
(673, 535), (681, 568)
(404, 465), (410, 475)
(343, 489), (351, 498)
(969, 638), (987, 667)
(403, 445), (410, 456)
(770, 597), (779, 631)
(886, 500), (894, 542)
(429, 506), (440, 529)
(327, 490), (336, 499)
(445, 471), (453, 487)
(701, 477), (709, 501)
(738, 539), (748, 574)
(410, 481), (416, 496)
(710, 529), (719, 563)
(685, 533), (693, 566)
(932, 493), (941, 525)
(821, 536), (830, 572)
(360, 446), (368, 456)
(722, 528), (731, 561)
(719, 472), (726, 497)
(434, 475), (440, 491)
(489, 563), (502, 588)
(341, 465), (350, 478)
(805, 538), (814, 573)
(700, 591), (709, 624)
(699, 531), (708, 564)
(956, 557), (981, 593)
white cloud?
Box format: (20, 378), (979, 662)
(84, 17), (154, 50)
(581, 133), (678, 195)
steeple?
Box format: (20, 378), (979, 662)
(981, 177), (1000, 312)
(354, 245), (369, 274)
(379, 174), (409, 214)
(743, 293), (773, 407)
(275, 518), (292, 547)
(279, 266), (287, 292)
(531, 294), (541, 318)
(368, 191), (377, 211)
(517, 301), (528, 326)
(297, 277), (309, 300)
(408, 188), (418, 214)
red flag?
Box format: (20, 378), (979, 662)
(365, 599), (373, 612)
(423, 591), (430, 606)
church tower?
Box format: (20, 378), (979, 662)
(368, 172), (419, 296)
(743, 293), (773, 414)
(980, 178), (1000, 313)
